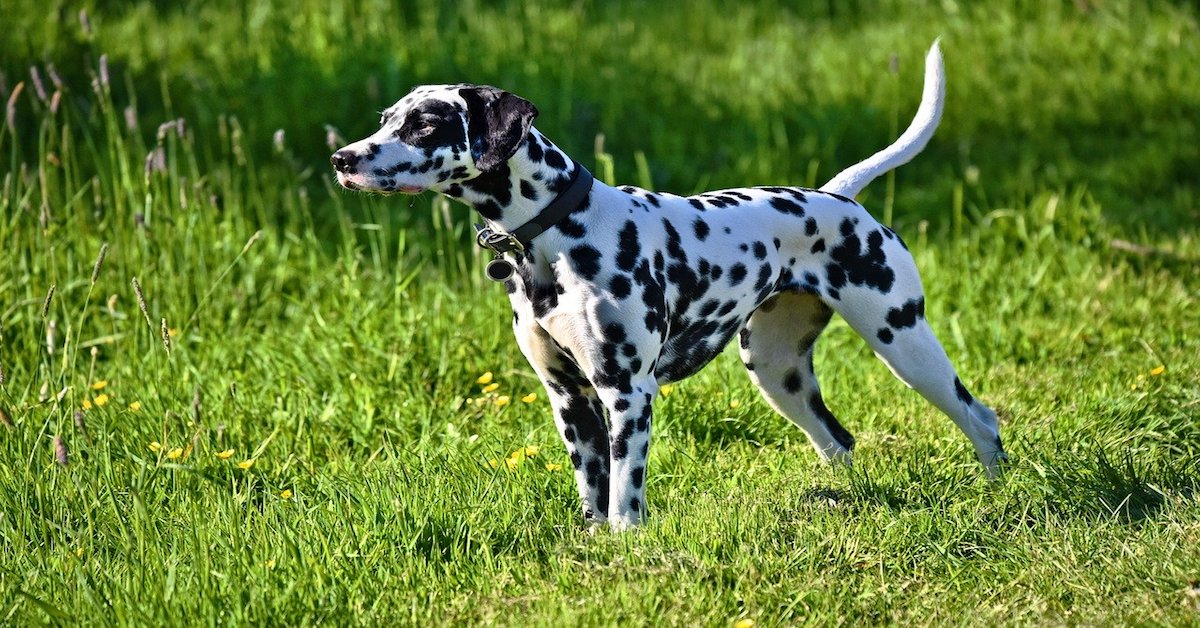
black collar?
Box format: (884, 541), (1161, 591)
(474, 163), (594, 255)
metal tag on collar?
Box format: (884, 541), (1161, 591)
(485, 257), (515, 282)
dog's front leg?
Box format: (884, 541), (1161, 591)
(513, 321), (612, 524)
(595, 374), (658, 531)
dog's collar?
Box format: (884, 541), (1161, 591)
(474, 162), (594, 281)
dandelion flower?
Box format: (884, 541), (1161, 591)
(266, 559), (276, 569)
(729, 400), (742, 409)
(475, 371), (494, 385)
(215, 449), (234, 460)
(81, 399), (93, 410)
(504, 456), (521, 471)
(93, 393), (110, 407)
(148, 441), (163, 452)
(734, 619), (755, 628)
(128, 401), (142, 412)
(545, 463), (562, 471)
(660, 384), (675, 397)
(494, 395), (511, 407)
(90, 380), (107, 390)
(279, 489), (293, 499)
(482, 382), (500, 394)
(166, 447), (183, 460)
(1150, 366), (1166, 376)
(520, 393), (538, 403)
(521, 445), (540, 457)
(487, 458), (501, 469)
(237, 459), (255, 470)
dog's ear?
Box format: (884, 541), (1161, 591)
(459, 86), (539, 172)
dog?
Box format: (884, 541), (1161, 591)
(331, 41), (1006, 530)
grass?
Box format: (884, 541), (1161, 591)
(2, 0), (1199, 624)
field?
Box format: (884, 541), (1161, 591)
(2, 0), (1199, 624)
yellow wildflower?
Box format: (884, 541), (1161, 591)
(280, 489), (293, 499)
(168, 328), (179, 338)
(487, 458), (501, 469)
(1150, 366), (1166, 376)
(545, 463), (562, 471)
(734, 619), (755, 628)
(660, 384), (675, 397)
(81, 398), (93, 410)
(520, 392), (538, 403)
(504, 456), (520, 471)
(128, 401), (142, 412)
(729, 399), (742, 409)
(475, 371), (494, 385)
(494, 395), (511, 407)
(93, 393), (110, 407)
(215, 449), (234, 460)
(520, 445), (540, 457)
(166, 447), (183, 459)
(266, 559), (276, 569)
(237, 459), (255, 470)
(482, 382), (500, 394)
(148, 441), (162, 452)
(90, 380), (107, 390)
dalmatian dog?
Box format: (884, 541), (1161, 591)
(331, 41), (1006, 530)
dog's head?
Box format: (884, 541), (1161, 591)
(330, 84), (538, 195)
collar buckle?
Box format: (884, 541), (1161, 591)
(475, 226), (524, 254)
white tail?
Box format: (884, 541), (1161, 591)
(819, 40), (945, 199)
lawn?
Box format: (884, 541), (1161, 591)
(1, 0), (1198, 624)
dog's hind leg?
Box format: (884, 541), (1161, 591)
(739, 291), (855, 463)
(828, 241), (1007, 476)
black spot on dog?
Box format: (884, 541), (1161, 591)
(693, 218), (710, 241)
(752, 241), (767, 259)
(631, 466), (644, 489)
(770, 196), (806, 217)
(876, 328), (894, 344)
(730, 263), (747, 285)
(569, 246), (603, 279)
(954, 377), (974, 404)
(544, 148), (567, 170)
(811, 238), (826, 254)
(520, 179), (538, 200)
(610, 275), (632, 299)
(885, 298), (925, 330)
(783, 368), (803, 394)
(617, 221), (640, 271)
(810, 391), (855, 450)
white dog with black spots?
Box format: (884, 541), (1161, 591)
(331, 41), (1006, 531)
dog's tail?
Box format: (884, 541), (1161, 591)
(819, 39), (945, 199)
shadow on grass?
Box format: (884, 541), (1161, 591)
(817, 447), (1200, 526)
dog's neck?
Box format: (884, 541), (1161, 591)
(450, 128), (586, 234)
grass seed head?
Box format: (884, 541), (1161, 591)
(29, 66), (47, 102)
(0, 404), (12, 429)
(91, 242), (109, 285)
(98, 54), (109, 88)
(46, 62), (63, 90)
(49, 90), (61, 115)
(5, 82), (22, 129)
(41, 283), (56, 318)
(73, 410), (87, 438)
(132, 277), (151, 327)
(78, 9), (92, 38)
(124, 105), (138, 131)
(160, 318), (171, 355)
(54, 435), (68, 466)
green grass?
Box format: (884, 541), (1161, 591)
(2, 0), (1200, 624)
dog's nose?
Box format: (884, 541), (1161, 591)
(330, 150), (360, 173)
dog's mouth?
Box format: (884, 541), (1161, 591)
(336, 172), (425, 195)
